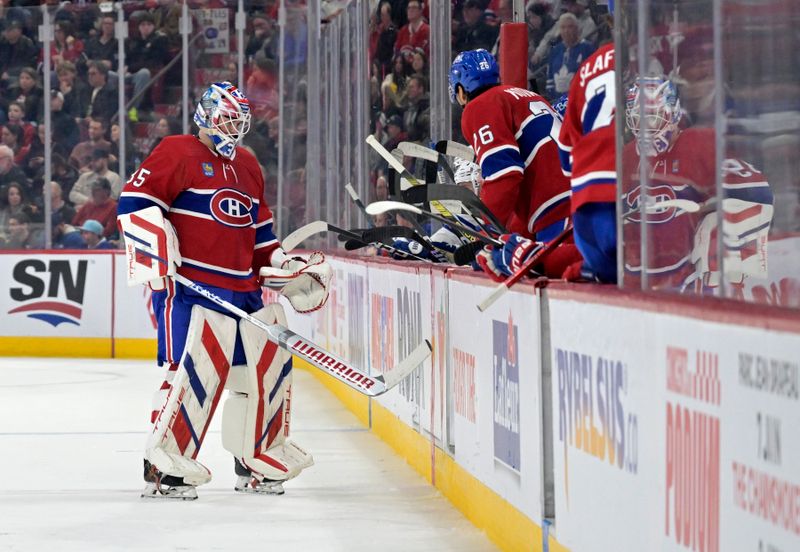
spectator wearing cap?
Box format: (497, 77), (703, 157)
(56, 61), (89, 121)
(53, 210), (85, 249)
(546, 12), (595, 99)
(4, 67), (43, 122)
(69, 117), (112, 173)
(454, 0), (500, 53)
(384, 114), (407, 151)
(48, 90), (80, 154)
(85, 61), (117, 122)
(72, 178), (118, 238)
(78, 219), (115, 250)
(394, 0), (429, 58)
(0, 211), (44, 250)
(0, 20), (38, 81)
(69, 148), (121, 207)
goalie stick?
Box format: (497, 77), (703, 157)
(173, 273), (431, 396)
(477, 224), (573, 312)
(365, 200), (502, 246)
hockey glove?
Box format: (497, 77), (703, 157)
(259, 252), (333, 313)
(476, 233), (544, 282)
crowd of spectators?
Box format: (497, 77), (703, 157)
(366, 0), (610, 218)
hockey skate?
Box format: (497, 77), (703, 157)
(233, 458), (285, 495)
(141, 459), (199, 500)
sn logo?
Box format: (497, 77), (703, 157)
(8, 260), (89, 327)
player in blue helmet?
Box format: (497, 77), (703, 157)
(449, 49), (581, 281)
(448, 48), (500, 105)
(193, 82), (251, 160)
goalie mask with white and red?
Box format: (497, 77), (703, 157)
(625, 76), (682, 157)
(194, 82), (251, 160)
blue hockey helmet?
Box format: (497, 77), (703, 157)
(448, 49), (500, 104)
(194, 81), (251, 160)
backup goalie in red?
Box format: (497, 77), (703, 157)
(117, 82), (332, 500)
(622, 76), (774, 293)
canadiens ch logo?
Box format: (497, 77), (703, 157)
(8, 259), (88, 327)
(624, 184), (678, 224)
(201, 162), (214, 177)
(209, 188), (254, 227)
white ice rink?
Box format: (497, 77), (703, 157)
(0, 358), (495, 552)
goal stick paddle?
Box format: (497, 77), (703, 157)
(173, 273), (431, 396)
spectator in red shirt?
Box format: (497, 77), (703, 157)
(72, 178), (118, 238)
(395, 0), (429, 57)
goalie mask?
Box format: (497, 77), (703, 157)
(625, 76), (682, 157)
(194, 82), (251, 160)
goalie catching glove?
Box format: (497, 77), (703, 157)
(259, 251), (332, 313)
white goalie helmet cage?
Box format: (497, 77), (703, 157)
(194, 81), (252, 159)
(625, 76), (682, 156)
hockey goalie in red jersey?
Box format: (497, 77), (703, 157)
(117, 82), (332, 499)
(622, 76), (774, 293)
(449, 48), (582, 281)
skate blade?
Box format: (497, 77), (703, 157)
(234, 477), (285, 495)
(141, 483), (198, 500)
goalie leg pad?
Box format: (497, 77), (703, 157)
(146, 305), (236, 485)
(222, 304), (314, 482)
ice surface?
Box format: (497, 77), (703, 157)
(0, 357), (495, 552)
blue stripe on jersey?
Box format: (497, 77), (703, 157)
(517, 114), (555, 167)
(571, 176), (617, 194)
(117, 195), (162, 215)
(171, 189), (259, 223)
(255, 221), (278, 245)
(558, 148), (572, 174)
(582, 89), (608, 134)
(482, 148), (524, 179)
(724, 186), (774, 205)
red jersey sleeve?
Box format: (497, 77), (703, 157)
(118, 136), (187, 215)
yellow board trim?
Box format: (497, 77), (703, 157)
(0, 336), (111, 358)
(114, 338), (158, 359)
(296, 357), (549, 552)
(0, 337), (158, 359)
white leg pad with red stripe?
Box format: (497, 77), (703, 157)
(146, 305), (236, 485)
(222, 304), (313, 481)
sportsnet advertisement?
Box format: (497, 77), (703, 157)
(367, 263), (432, 429)
(448, 274), (544, 521)
(548, 297), (800, 552)
(0, 253), (114, 339)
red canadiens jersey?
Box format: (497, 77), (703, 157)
(557, 42), (616, 211)
(622, 127), (772, 290)
(118, 135), (279, 292)
(461, 85), (571, 241)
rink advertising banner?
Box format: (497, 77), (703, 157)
(448, 273), (544, 521)
(548, 297), (800, 552)
(368, 262), (432, 429)
(0, 252), (114, 338)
